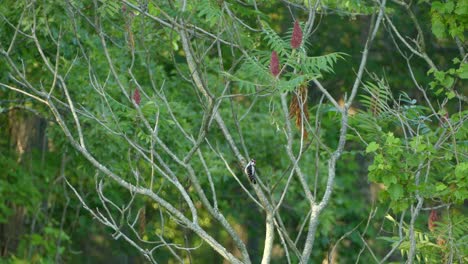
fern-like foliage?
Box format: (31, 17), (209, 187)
(295, 52), (345, 75)
(353, 79), (435, 141)
(229, 52), (343, 93)
(229, 21), (345, 93)
(224, 51), (273, 92)
(277, 72), (320, 92)
(261, 22), (291, 57)
(431, 212), (468, 263)
(349, 81), (392, 141)
(98, 0), (120, 17)
(196, 0), (223, 27)
(380, 213), (468, 263)
(360, 81), (392, 116)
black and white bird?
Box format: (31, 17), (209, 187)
(244, 159), (257, 184)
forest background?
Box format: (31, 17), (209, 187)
(0, 0), (467, 263)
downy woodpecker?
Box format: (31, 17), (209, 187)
(244, 159), (257, 184)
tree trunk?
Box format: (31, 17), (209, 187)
(0, 109), (46, 256)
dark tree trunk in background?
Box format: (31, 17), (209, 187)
(0, 109), (46, 257)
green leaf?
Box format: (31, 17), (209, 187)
(455, 162), (468, 179)
(435, 182), (447, 191)
(457, 63), (468, 79)
(431, 1), (443, 10)
(427, 68), (435, 75)
(388, 184), (404, 200)
(434, 70), (445, 82)
(366, 142), (380, 153)
(431, 15), (446, 39)
(454, 189), (468, 203)
(385, 132), (400, 145)
(382, 175), (398, 186)
(446, 91), (455, 99)
(455, 1), (468, 15)
(442, 75), (454, 88)
(384, 214), (396, 222)
(410, 137), (427, 152)
(443, 1), (454, 13)
(197, 0), (222, 27)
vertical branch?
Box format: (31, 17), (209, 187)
(177, 15), (257, 263)
(301, 1), (387, 263)
(30, 3), (86, 149)
(280, 93), (315, 203)
(261, 213), (275, 264)
(346, 0), (387, 107)
(179, 22), (276, 264)
(303, 0), (321, 38)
